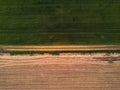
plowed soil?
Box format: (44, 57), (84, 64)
(0, 53), (120, 90)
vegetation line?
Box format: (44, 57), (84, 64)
(1, 50), (120, 55)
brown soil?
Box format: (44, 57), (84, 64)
(0, 53), (120, 90)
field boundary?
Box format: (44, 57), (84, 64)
(0, 45), (120, 51)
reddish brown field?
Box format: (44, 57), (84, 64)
(0, 54), (120, 90)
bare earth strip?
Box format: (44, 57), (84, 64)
(0, 53), (120, 90)
(0, 45), (120, 51)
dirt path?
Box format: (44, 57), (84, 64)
(0, 45), (120, 51)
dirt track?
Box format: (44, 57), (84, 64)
(0, 45), (120, 51)
(0, 54), (120, 90)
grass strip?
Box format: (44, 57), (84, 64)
(1, 50), (120, 55)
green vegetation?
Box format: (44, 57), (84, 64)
(2, 50), (120, 55)
(0, 0), (120, 45)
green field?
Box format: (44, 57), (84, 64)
(0, 0), (120, 45)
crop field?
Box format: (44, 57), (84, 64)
(0, 0), (120, 45)
(0, 54), (120, 90)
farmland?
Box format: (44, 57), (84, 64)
(0, 53), (120, 90)
(0, 0), (120, 45)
